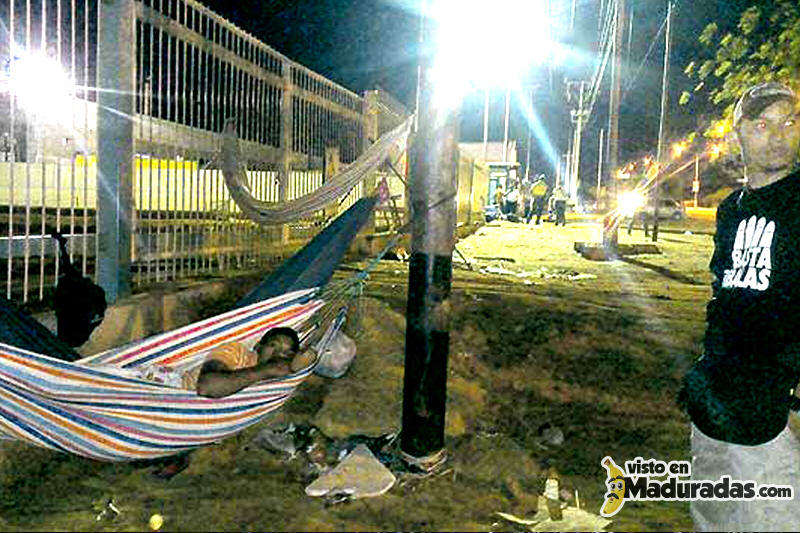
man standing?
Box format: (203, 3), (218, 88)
(530, 174), (549, 225)
(494, 185), (504, 210)
(505, 184), (520, 219)
(522, 177), (533, 222)
(678, 82), (800, 531)
(551, 185), (568, 226)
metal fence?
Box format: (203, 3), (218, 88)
(0, 0), (488, 309)
(0, 0), (404, 307)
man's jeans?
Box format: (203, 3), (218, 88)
(691, 420), (800, 531)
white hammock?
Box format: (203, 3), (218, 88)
(221, 116), (413, 225)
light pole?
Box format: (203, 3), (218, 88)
(604, 0), (625, 256)
(596, 128), (605, 208)
(652, 0), (672, 242)
(525, 87), (534, 178)
(503, 88), (511, 162)
(402, 1), (459, 470)
(401, 0), (554, 470)
(567, 79), (588, 204)
(482, 88), (490, 161)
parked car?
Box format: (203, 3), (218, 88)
(636, 198), (686, 220)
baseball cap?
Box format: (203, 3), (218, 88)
(733, 82), (797, 127)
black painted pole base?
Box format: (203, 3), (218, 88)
(401, 252), (452, 462)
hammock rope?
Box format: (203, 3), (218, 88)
(0, 116), (414, 461)
(0, 289), (321, 460)
(220, 116), (413, 226)
(0, 224), (408, 462)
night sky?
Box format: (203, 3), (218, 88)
(205, 0), (749, 188)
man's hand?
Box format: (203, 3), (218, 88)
(290, 349), (317, 372)
(197, 359), (291, 398)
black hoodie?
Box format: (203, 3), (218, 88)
(681, 169), (800, 445)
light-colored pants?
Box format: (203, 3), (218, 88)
(691, 420), (800, 532)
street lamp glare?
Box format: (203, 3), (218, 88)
(711, 119), (731, 139)
(708, 142), (724, 161)
(430, 0), (552, 103)
(618, 190), (645, 217)
(671, 141), (687, 159)
(5, 50), (76, 126)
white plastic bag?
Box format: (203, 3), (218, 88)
(314, 331), (357, 379)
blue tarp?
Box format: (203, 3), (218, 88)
(0, 196), (377, 359)
(236, 196), (377, 308)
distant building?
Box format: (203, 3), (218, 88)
(459, 141), (519, 208)
(458, 141), (518, 166)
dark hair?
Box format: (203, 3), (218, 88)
(254, 327), (300, 354)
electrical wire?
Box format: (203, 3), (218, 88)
(580, 0), (616, 126)
(621, 0), (682, 101)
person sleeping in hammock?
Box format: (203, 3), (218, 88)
(139, 328), (317, 480)
(192, 328), (316, 398)
(132, 328), (316, 398)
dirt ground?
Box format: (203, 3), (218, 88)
(0, 215), (716, 531)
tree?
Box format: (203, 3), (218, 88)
(682, 2), (800, 119)
(671, 3), (800, 195)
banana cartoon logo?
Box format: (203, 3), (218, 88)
(600, 456), (626, 517)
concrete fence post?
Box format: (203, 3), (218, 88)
(362, 90), (380, 234)
(279, 60), (294, 244)
(97, 0), (135, 303)
(323, 146), (340, 222)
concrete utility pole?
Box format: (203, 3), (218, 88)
(626, 3), (634, 69)
(525, 88), (534, 178)
(502, 88), (511, 162)
(401, 3), (459, 471)
(565, 136), (573, 193)
(652, 0), (672, 242)
(567, 80), (588, 204)
(596, 128), (605, 208)
(570, 0), (578, 33)
(482, 89), (490, 161)
(604, 0), (625, 255)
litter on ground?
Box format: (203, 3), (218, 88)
(305, 444), (396, 500)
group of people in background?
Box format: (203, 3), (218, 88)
(493, 175), (568, 226)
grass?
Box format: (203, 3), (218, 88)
(0, 216), (716, 531)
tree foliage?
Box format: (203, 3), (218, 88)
(682, 2), (800, 118)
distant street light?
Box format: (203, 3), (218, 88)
(711, 119), (732, 139)
(671, 141), (687, 159)
(618, 190), (645, 217)
(708, 142), (724, 161)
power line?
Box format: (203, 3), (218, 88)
(621, 0), (682, 101)
(581, 0), (616, 124)
(621, 15), (666, 100)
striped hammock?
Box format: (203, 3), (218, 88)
(0, 288), (329, 462)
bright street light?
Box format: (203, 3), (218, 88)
(429, 0), (553, 103)
(710, 119), (731, 139)
(3, 50), (76, 126)
(617, 190), (645, 217)
(671, 141), (687, 159)
(708, 142), (724, 161)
